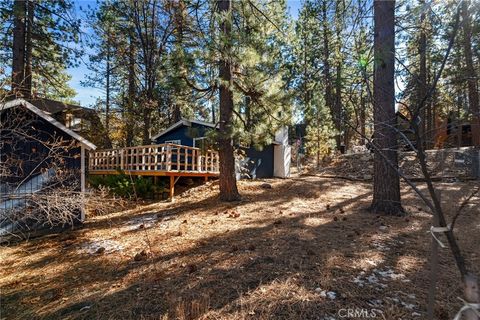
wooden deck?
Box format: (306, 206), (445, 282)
(89, 143), (219, 199)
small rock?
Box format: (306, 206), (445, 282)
(273, 220), (282, 225)
(228, 211), (240, 218)
(134, 250), (148, 261)
(96, 247), (106, 254)
(187, 264), (197, 273)
(379, 226), (388, 232)
(138, 224), (145, 229)
(260, 183), (273, 189)
(315, 287), (323, 293)
(182, 219), (188, 224)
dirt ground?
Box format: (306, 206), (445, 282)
(1, 173), (479, 320)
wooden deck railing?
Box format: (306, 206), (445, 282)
(89, 143), (220, 174)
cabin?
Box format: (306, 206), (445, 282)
(0, 99), (96, 239)
(151, 119), (291, 179)
(26, 97), (108, 148)
(151, 119), (216, 148)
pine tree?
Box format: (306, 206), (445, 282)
(1, 0), (81, 100)
(371, 0), (404, 215)
(217, 0), (241, 201)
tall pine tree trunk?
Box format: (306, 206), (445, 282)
(105, 38), (112, 148)
(321, 0), (337, 149)
(418, 0), (428, 149)
(335, 64), (343, 151)
(126, 36), (136, 147)
(461, 0), (480, 146)
(360, 85), (366, 145)
(172, 0), (186, 123)
(24, 0), (34, 98)
(218, 0), (240, 201)
(371, 0), (404, 215)
(11, 0), (26, 96)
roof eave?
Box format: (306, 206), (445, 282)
(1, 99), (97, 150)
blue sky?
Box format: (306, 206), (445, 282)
(68, 0), (303, 107)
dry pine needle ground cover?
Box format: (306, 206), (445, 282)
(0, 174), (479, 320)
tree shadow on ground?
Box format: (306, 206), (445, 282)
(1, 179), (478, 320)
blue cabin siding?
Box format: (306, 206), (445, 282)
(239, 145), (275, 179)
(152, 121), (277, 179)
(1, 106), (83, 237)
(152, 123), (212, 147)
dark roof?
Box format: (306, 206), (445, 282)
(0, 99), (96, 150)
(5, 96), (95, 116)
(27, 98), (95, 116)
(151, 118), (217, 141)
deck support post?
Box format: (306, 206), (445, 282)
(204, 176), (208, 182)
(169, 175), (175, 201)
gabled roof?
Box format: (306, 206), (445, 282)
(151, 118), (217, 141)
(0, 99), (96, 150)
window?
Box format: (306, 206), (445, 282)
(193, 137), (206, 148)
(165, 139), (181, 145)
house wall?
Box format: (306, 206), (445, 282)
(1, 107), (81, 183)
(0, 106), (83, 237)
(152, 123), (213, 147)
(153, 122), (286, 179)
(238, 145), (275, 179)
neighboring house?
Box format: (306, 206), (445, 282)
(0, 99), (96, 238)
(151, 118), (291, 179)
(6, 97), (108, 148)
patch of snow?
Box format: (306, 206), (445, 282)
(125, 214), (160, 230)
(352, 268), (406, 291)
(326, 291), (336, 300)
(367, 299), (383, 307)
(79, 239), (124, 254)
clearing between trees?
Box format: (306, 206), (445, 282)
(1, 174), (478, 320)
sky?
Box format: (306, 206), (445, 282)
(68, 0), (303, 107)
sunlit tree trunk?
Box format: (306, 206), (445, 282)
(11, 0), (26, 96)
(461, 0), (480, 146)
(418, 0), (428, 149)
(24, 0), (34, 98)
(321, 0), (337, 149)
(371, 0), (404, 215)
(218, 0), (240, 201)
(125, 35), (136, 147)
